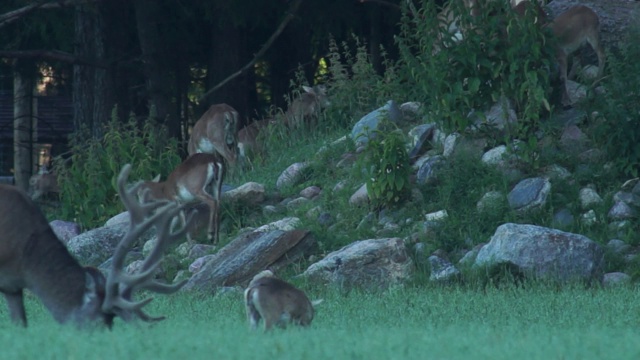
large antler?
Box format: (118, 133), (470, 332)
(102, 164), (193, 322)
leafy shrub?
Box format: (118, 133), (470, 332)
(324, 35), (407, 129)
(396, 0), (555, 147)
(588, 25), (640, 177)
(54, 109), (181, 229)
(363, 125), (411, 210)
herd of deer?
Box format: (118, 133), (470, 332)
(0, 84), (328, 331)
(3, 0), (606, 332)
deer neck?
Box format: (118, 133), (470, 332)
(22, 228), (90, 324)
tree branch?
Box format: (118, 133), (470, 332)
(0, 49), (108, 68)
(197, 0), (304, 104)
(0, 0), (95, 29)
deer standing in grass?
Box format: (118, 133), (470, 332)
(138, 153), (224, 245)
(0, 164), (190, 327)
(244, 270), (322, 331)
(188, 103), (239, 168)
(282, 85), (330, 129)
(237, 118), (273, 169)
(28, 169), (59, 201)
(545, 5), (605, 107)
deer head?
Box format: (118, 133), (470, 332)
(0, 164), (191, 328)
(28, 170), (59, 201)
(237, 118), (273, 170)
(283, 85), (330, 129)
(188, 103), (239, 167)
(244, 270), (322, 331)
(545, 5), (605, 107)
(138, 153), (225, 245)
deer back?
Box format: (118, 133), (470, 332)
(548, 5), (600, 54)
(245, 271), (315, 330)
(188, 103), (239, 165)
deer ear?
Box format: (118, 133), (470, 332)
(152, 174), (161, 182)
(302, 85), (313, 94)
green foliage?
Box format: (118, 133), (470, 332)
(53, 110), (181, 229)
(363, 127), (412, 210)
(587, 25), (640, 177)
(324, 36), (406, 129)
(396, 0), (555, 153)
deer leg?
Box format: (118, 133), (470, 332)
(588, 36), (605, 79)
(3, 290), (27, 327)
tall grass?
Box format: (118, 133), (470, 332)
(2, 285), (639, 359)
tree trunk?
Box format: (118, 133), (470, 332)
(133, 0), (179, 138)
(73, 3), (112, 139)
(13, 63), (33, 192)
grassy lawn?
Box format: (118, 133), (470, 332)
(2, 284), (639, 359)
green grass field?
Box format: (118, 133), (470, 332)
(2, 285), (639, 360)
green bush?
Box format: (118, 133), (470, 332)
(396, 0), (555, 146)
(588, 25), (640, 177)
(324, 36), (407, 129)
(363, 126), (411, 210)
(54, 109), (182, 229)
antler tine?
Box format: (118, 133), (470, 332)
(103, 164), (190, 322)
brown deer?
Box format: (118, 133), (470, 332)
(0, 164), (191, 327)
(244, 270), (322, 331)
(282, 85), (330, 129)
(237, 118), (273, 169)
(138, 153), (224, 245)
(188, 103), (239, 167)
(28, 170), (59, 200)
(546, 5), (605, 107)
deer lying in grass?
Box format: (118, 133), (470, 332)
(0, 164), (190, 327)
(138, 153), (224, 245)
(546, 5), (605, 107)
(244, 270), (322, 331)
(282, 85), (330, 129)
(188, 103), (239, 167)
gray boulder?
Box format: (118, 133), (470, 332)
(474, 223), (605, 284)
(303, 238), (414, 290)
(507, 177), (551, 213)
(351, 100), (402, 146)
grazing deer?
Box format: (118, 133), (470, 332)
(28, 169), (59, 200)
(138, 153), (224, 245)
(188, 103), (239, 167)
(546, 5), (605, 107)
(283, 85), (330, 129)
(0, 164), (190, 327)
(237, 118), (273, 169)
(244, 270), (322, 331)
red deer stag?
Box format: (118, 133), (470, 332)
(282, 85), (330, 129)
(138, 153), (224, 245)
(546, 5), (605, 107)
(0, 164), (191, 327)
(188, 103), (239, 168)
(244, 270), (322, 331)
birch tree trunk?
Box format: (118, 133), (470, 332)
(13, 64), (33, 192)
